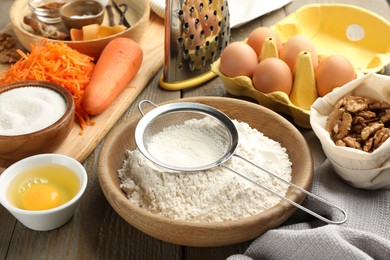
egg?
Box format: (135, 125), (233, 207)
(182, 1), (197, 21)
(315, 55), (356, 97)
(186, 17), (204, 49)
(22, 183), (62, 210)
(199, 10), (220, 37)
(252, 58), (293, 95)
(280, 35), (318, 71)
(219, 42), (258, 77)
(247, 27), (283, 58)
(7, 164), (80, 211)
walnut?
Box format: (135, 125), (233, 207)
(361, 122), (384, 140)
(326, 107), (344, 133)
(352, 116), (366, 125)
(334, 98), (345, 109)
(0, 33), (18, 64)
(351, 116), (367, 134)
(351, 124), (364, 134)
(337, 111), (353, 140)
(0, 49), (20, 63)
(373, 128), (390, 150)
(363, 137), (374, 152)
(342, 136), (362, 150)
(336, 139), (347, 147)
(349, 133), (363, 143)
(356, 110), (377, 121)
(344, 96), (368, 113)
(379, 109), (390, 123)
(326, 107), (352, 141)
(0, 33), (15, 51)
(369, 101), (390, 110)
(325, 95), (390, 153)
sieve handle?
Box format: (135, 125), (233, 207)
(138, 100), (158, 116)
(221, 154), (348, 225)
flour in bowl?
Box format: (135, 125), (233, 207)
(118, 119), (292, 222)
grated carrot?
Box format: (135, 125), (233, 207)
(0, 39), (96, 134)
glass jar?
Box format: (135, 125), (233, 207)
(28, 0), (70, 24)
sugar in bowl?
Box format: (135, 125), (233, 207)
(0, 80), (75, 163)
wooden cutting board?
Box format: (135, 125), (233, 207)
(0, 13), (165, 171)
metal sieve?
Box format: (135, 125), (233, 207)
(135, 100), (348, 224)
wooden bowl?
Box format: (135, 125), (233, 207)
(10, 0), (150, 59)
(98, 97), (314, 247)
(0, 80), (75, 163)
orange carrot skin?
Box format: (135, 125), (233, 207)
(83, 37), (143, 115)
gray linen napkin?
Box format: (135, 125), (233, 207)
(228, 160), (390, 260)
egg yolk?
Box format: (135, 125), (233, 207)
(21, 184), (62, 210)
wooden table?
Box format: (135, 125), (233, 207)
(1, 0), (389, 259)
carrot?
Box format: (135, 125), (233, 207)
(0, 39), (95, 133)
(83, 37), (143, 115)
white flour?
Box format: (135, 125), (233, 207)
(118, 118), (292, 222)
(147, 117), (228, 168)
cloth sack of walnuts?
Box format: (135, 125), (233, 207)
(310, 73), (390, 170)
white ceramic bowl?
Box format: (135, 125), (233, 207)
(0, 154), (88, 231)
(311, 73), (390, 189)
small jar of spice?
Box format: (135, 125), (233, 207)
(28, 0), (70, 24)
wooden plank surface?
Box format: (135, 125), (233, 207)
(0, 0), (389, 259)
(0, 11), (165, 171)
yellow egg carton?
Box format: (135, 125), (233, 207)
(212, 4), (390, 129)
(212, 62), (312, 128)
(272, 4), (390, 74)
